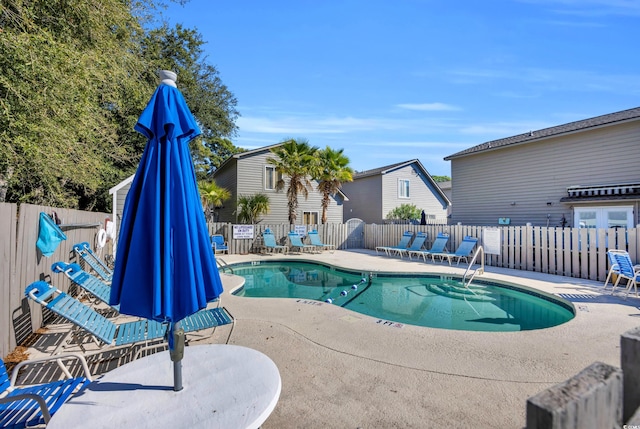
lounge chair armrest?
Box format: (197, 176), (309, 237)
(10, 353), (93, 385)
(0, 393), (52, 423)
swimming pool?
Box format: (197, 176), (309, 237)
(228, 260), (575, 332)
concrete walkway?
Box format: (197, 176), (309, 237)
(210, 249), (640, 429)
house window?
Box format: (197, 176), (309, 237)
(265, 166), (281, 190)
(303, 211), (319, 225)
(574, 206), (633, 229)
(398, 179), (410, 198)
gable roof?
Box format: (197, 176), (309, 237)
(214, 142), (283, 174)
(353, 160), (415, 179)
(353, 159), (450, 205)
(214, 142), (348, 200)
(444, 106), (640, 160)
(109, 174), (135, 194)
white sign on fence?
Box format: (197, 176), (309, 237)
(294, 225), (307, 237)
(233, 224), (255, 239)
(483, 227), (501, 255)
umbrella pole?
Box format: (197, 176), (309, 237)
(169, 321), (186, 391)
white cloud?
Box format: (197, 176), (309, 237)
(237, 114), (462, 136)
(516, 0), (640, 16)
(396, 103), (461, 111)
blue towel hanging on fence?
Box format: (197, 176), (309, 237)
(36, 212), (67, 257)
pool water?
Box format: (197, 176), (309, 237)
(229, 261), (575, 332)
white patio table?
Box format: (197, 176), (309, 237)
(48, 344), (281, 429)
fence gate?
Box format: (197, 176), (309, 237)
(345, 218), (365, 249)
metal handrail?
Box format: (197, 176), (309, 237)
(463, 245), (485, 288)
(216, 257), (233, 273)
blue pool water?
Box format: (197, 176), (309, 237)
(229, 260), (575, 332)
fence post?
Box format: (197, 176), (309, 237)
(526, 362), (622, 429)
(621, 327), (640, 422)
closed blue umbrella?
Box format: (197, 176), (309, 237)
(110, 70), (223, 391)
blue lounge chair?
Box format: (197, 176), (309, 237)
(603, 249), (640, 291)
(25, 281), (234, 354)
(609, 251), (640, 298)
(211, 235), (229, 254)
(73, 242), (113, 282)
(431, 236), (478, 265)
(262, 229), (288, 254)
(0, 354), (92, 429)
(407, 233), (449, 262)
(394, 232), (428, 258)
(288, 232), (317, 253)
(26, 281), (166, 353)
(52, 261), (117, 311)
(308, 230), (335, 253)
(375, 231), (414, 256)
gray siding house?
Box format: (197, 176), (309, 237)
(213, 143), (348, 224)
(341, 159), (449, 224)
(108, 174), (134, 253)
(444, 107), (640, 227)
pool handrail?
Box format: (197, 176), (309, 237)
(463, 245), (485, 289)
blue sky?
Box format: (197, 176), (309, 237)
(163, 0), (639, 177)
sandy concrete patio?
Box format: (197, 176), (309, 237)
(21, 249), (639, 428)
(211, 249), (639, 428)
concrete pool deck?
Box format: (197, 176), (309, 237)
(23, 249), (639, 428)
(212, 249), (639, 428)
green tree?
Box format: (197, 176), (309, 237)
(431, 175), (451, 182)
(199, 180), (231, 222)
(386, 204), (421, 222)
(314, 147), (353, 224)
(0, 0), (152, 209)
(235, 194), (270, 224)
(140, 24), (243, 179)
(267, 139), (319, 225)
(0, 2), (242, 210)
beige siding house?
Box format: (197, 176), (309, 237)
(444, 107), (640, 227)
(341, 159), (449, 224)
(213, 143), (348, 224)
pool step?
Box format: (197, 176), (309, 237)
(425, 283), (495, 302)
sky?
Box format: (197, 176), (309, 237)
(163, 0), (640, 177)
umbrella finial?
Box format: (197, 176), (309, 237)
(159, 70), (177, 88)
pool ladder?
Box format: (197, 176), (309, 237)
(462, 245), (485, 289)
(216, 257), (233, 273)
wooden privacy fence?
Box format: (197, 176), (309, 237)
(211, 221), (639, 283)
(0, 203), (111, 359)
(2, 206), (638, 359)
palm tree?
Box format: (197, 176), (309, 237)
(315, 146), (353, 224)
(235, 193), (270, 224)
(267, 138), (319, 225)
(198, 180), (231, 222)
